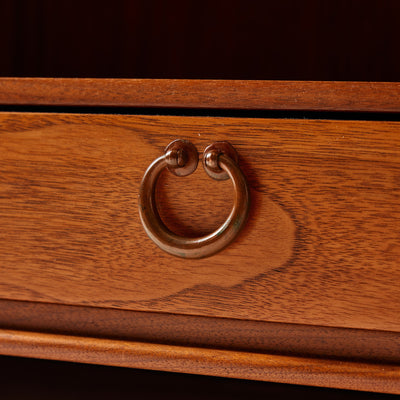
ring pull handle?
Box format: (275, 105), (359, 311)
(138, 140), (250, 259)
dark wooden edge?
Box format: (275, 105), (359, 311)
(1, 328), (399, 394)
(0, 299), (399, 364)
(0, 78), (399, 112)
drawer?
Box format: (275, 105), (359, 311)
(0, 112), (399, 332)
(1, 79), (400, 394)
(2, 1), (400, 395)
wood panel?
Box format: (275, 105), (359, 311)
(1, 299), (399, 364)
(0, 113), (399, 331)
(0, 329), (399, 394)
(0, 79), (399, 112)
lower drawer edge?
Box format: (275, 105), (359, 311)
(0, 328), (399, 394)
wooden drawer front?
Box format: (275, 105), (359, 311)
(0, 113), (399, 332)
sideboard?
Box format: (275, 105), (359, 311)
(0, 78), (399, 394)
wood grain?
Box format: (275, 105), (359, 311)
(0, 79), (399, 112)
(0, 329), (399, 394)
(0, 113), (399, 331)
(1, 299), (399, 364)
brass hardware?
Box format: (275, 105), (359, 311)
(138, 140), (250, 259)
(202, 141), (239, 181)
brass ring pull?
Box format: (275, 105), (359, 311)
(138, 140), (250, 259)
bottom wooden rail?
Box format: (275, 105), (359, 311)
(0, 329), (398, 394)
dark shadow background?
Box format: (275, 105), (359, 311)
(0, 0), (399, 81)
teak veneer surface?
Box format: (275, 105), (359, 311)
(0, 112), (399, 332)
(0, 78), (399, 112)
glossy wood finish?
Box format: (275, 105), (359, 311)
(1, 299), (399, 364)
(1, 329), (399, 394)
(0, 79), (400, 112)
(0, 113), (399, 332)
